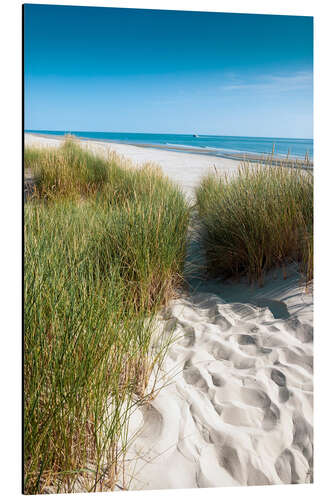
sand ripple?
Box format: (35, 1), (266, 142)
(124, 279), (313, 490)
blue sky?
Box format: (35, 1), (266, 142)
(24, 5), (313, 138)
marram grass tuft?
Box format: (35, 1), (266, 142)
(24, 138), (189, 493)
(196, 163), (313, 285)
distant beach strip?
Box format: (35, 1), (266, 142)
(25, 130), (313, 167)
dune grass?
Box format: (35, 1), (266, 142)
(24, 138), (189, 493)
(195, 163), (313, 285)
(25, 137), (112, 199)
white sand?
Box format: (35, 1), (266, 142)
(24, 133), (313, 489)
(124, 269), (313, 489)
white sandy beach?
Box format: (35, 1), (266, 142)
(24, 133), (313, 490)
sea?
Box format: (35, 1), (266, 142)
(25, 130), (313, 161)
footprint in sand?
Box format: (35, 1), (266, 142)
(279, 387), (290, 403)
(292, 412), (313, 463)
(262, 402), (280, 431)
(240, 387), (271, 409)
(211, 307), (232, 330)
(275, 449), (300, 484)
(208, 339), (260, 370)
(237, 334), (257, 345)
(178, 323), (196, 347)
(271, 368), (286, 386)
(139, 404), (163, 441)
(281, 348), (313, 371)
(183, 362), (209, 393)
(247, 463), (271, 486)
(208, 341), (231, 362)
(234, 334), (261, 356)
(210, 372), (225, 388)
(218, 445), (244, 484)
(271, 368), (290, 402)
(286, 318), (313, 343)
(235, 334), (272, 356)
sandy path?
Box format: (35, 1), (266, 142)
(24, 133), (313, 490)
(124, 266), (313, 489)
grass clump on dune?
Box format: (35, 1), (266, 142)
(24, 203), (146, 494)
(96, 169), (189, 309)
(196, 163), (313, 285)
(25, 137), (189, 309)
(25, 136), (111, 199)
(24, 138), (189, 493)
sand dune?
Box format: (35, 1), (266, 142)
(24, 133), (313, 490)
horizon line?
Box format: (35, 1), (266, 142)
(25, 129), (314, 141)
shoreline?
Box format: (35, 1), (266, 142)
(25, 132), (313, 169)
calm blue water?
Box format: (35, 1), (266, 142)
(26, 130), (313, 160)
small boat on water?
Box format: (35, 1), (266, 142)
(193, 134), (199, 137)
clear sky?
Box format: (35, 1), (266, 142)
(24, 4), (313, 138)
